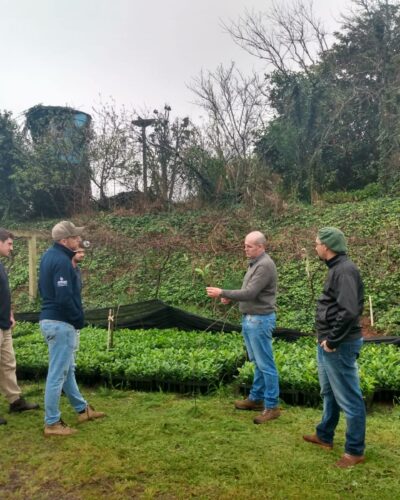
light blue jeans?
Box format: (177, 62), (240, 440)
(242, 313), (279, 409)
(40, 320), (87, 425)
(316, 338), (366, 456)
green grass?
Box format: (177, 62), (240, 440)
(0, 382), (399, 499)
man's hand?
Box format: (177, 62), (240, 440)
(10, 312), (16, 329)
(206, 287), (222, 298)
(320, 340), (336, 352)
(220, 297), (231, 305)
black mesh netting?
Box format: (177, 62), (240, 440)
(15, 299), (400, 346)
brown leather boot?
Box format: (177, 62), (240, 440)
(303, 434), (333, 450)
(77, 404), (106, 423)
(234, 398), (264, 411)
(44, 420), (77, 437)
(335, 453), (365, 468)
(253, 407), (280, 424)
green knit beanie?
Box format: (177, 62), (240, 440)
(318, 227), (347, 254)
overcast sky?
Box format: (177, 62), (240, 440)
(0, 0), (353, 123)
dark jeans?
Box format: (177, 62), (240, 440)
(316, 338), (366, 456)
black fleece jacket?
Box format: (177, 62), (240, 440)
(316, 254), (364, 349)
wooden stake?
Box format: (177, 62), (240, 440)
(13, 230), (46, 302)
(107, 308), (114, 350)
(369, 295), (374, 327)
(28, 235), (37, 301)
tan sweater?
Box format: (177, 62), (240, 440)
(221, 252), (277, 315)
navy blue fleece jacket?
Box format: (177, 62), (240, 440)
(39, 243), (84, 329)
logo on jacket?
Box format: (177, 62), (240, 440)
(57, 277), (68, 287)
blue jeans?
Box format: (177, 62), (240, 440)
(242, 313), (279, 409)
(316, 339), (366, 456)
(40, 320), (87, 425)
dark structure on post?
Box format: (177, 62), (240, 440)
(132, 117), (156, 202)
(25, 105), (92, 216)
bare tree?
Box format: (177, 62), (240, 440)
(224, 0), (330, 78)
(189, 62), (268, 162)
(143, 105), (195, 204)
(89, 100), (139, 204)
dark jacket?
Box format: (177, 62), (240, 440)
(39, 243), (84, 329)
(0, 261), (12, 330)
(316, 254), (364, 348)
(74, 266), (83, 291)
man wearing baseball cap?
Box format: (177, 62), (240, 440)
(303, 227), (366, 468)
(39, 221), (105, 436)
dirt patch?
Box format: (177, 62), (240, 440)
(0, 470), (23, 496)
(37, 480), (80, 500)
(361, 316), (382, 338)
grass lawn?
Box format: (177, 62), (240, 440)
(0, 382), (399, 499)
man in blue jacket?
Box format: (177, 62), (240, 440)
(39, 221), (105, 436)
(0, 228), (39, 425)
(303, 227), (366, 468)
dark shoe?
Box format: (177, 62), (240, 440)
(234, 398), (264, 411)
(253, 407), (281, 424)
(0, 416), (7, 425)
(9, 397), (39, 413)
(303, 433), (333, 450)
(44, 419), (77, 437)
(335, 453), (365, 468)
(77, 404), (106, 423)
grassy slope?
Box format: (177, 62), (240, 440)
(0, 383), (399, 499)
(6, 196), (400, 334)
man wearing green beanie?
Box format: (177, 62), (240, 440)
(303, 227), (366, 468)
(317, 227), (348, 254)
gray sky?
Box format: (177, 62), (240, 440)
(0, 0), (352, 123)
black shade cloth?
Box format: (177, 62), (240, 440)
(15, 299), (400, 345)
